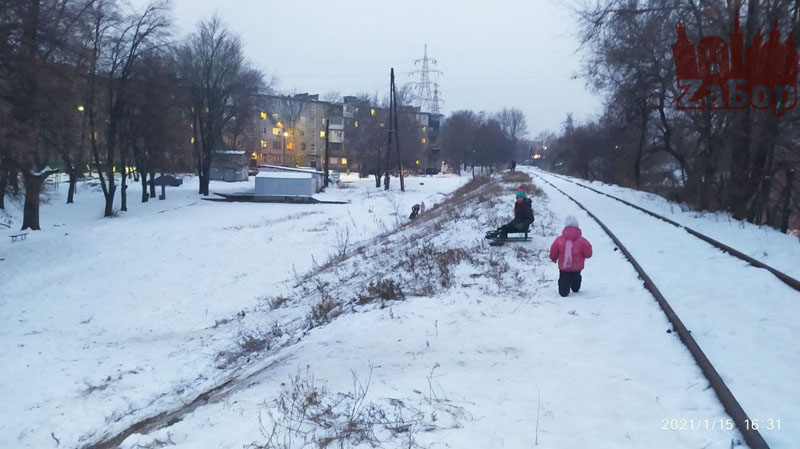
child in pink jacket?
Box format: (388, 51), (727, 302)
(549, 216), (593, 297)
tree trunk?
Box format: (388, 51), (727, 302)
(0, 170), (7, 209)
(199, 150), (212, 196)
(200, 165), (211, 196)
(21, 171), (50, 230)
(141, 171), (149, 203)
(780, 168), (795, 233)
(120, 170), (128, 212)
(104, 185), (116, 217)
(67, 167), (77, 204)
(729, 1), (759, 219)
(634, 103), (648, 187)
(149, 171), (156, 198)
(10, 169), (19, 195)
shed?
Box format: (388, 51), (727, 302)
(255, 171), (315, 197)
(210, 150), (248, 182)
(257, 165), (325, 193)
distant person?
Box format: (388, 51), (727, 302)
(549, 216), (593, 297)
(419, 201), (426, 214)
(510, 160), (517, 171)
(486, 190), (534, 240)
(409, 204), (420, 220)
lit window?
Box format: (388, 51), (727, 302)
(251, 152), (257, 159)
(354, 121), (359, 128)
(370, 108), (376, 116)
(422, 126), (426, 132)
(320, 131), (326, 138)
(421, 137), (426, 144)
(341, 157), (347, 165)
(77, 105), (85, 112)
(260, 140), (267, 148)
(260, 112), (267, 120)
(272, 128), (280, 135)
(190, 137), (195, 144)
(276, 121), (283, 128)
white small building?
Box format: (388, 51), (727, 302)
(255, 171), (315, 197)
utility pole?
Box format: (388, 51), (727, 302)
(323, 118), (330, 188)
(385, 68), (405, 191)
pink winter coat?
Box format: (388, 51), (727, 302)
(549, 226), (593, 272)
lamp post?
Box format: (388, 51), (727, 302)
(282, 131), (288, 166)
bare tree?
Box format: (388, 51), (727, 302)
(83, 0), (171, 216)
(0, 0), (98, 229)
(495, 107), (528, 161)
(175, 14), (263, 195)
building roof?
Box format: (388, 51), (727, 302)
(256, 171), (313, 179)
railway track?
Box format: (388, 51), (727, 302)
(529, 170), (772, 449)
(544, 171), (800, 293)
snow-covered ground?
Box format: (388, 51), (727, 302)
(5, 169), (793, 448)
(540, 170), (800, 280)
(529, 167), (800, 449)
(0, 174), (464, 448)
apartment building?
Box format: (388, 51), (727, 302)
(246, 93), (346, 171)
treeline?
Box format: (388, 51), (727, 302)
(543, 0), (800, 233)
(441, 107), (528, 175)
(1, 0), (265, 229)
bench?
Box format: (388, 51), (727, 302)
(10, 232), (28, 242)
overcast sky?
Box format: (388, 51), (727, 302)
(144, 0), (602, 138)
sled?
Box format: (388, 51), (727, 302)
(485, 227), (531, 246)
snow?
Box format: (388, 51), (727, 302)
(3, 168), (795, 448)
(0, 173), (464, 448)
(255, 171), (312, 179)
(30, 166), (58, 177)
(528, 167), (800, 449)
(543, 171), (800, 280)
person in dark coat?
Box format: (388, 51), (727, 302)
(409, 204), (420, 219)
(487, 190), (534, 240)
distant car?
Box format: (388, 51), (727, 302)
(328, 170), (340, 183)
(151, 175), (183, 187)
